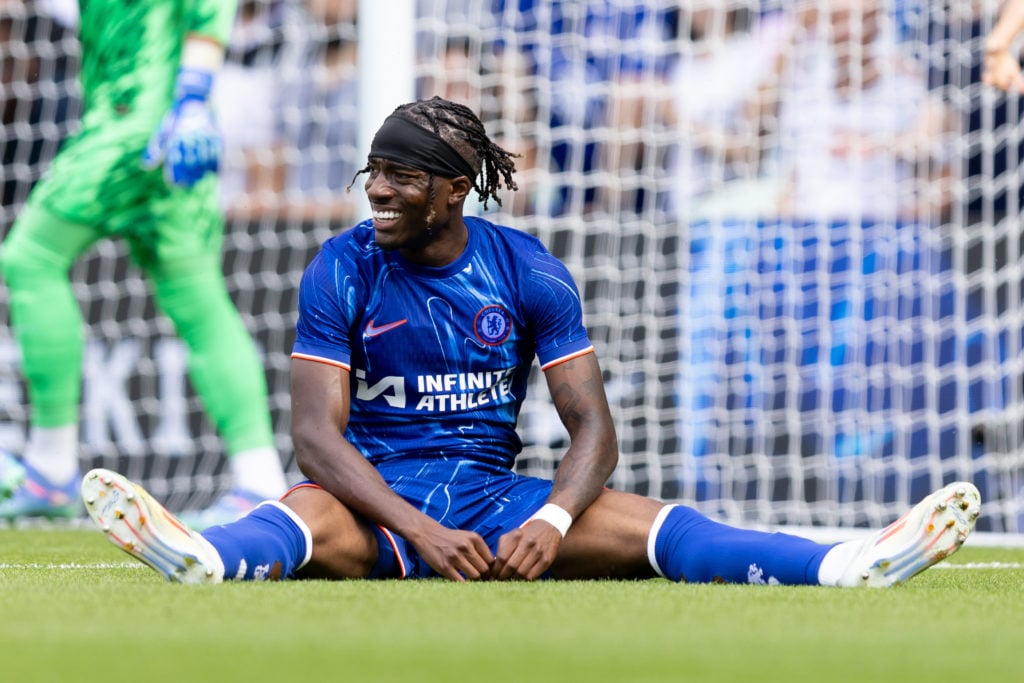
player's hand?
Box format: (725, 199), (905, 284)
(983, 42), (1024, 93)
(490, 521), (562, 581)
(414, 525), (494, 581)
(142, 67), (222, 188)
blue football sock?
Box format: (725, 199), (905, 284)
(651, 505), (833, 585)
(202, 501), (311, 581)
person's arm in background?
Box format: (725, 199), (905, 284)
(142, 0), (239, 187)
(984, 0), (1024, 92)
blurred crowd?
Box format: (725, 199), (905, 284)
(0, 0), (1014, 231)
(3, 1), (1021, 512)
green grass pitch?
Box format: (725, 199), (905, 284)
(1, 528), (1021, 683)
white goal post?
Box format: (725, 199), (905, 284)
(0, 0), (1021, 534)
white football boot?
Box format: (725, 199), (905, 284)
(838, 481), (981, 587)
(82, 468), (224, 584)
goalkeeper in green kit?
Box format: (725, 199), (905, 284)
(0, 0), (288, 526)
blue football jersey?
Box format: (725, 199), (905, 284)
(292, 216), (594, 469)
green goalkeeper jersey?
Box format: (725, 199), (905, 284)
(7, 0), (277, 459)
(29, 0), (238, 230)
(76, 0), (237, 135)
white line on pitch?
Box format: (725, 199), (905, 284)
(931, 562), (1023, 569)
(0, 562), (143, 569)
(0, 561), (1021, 571)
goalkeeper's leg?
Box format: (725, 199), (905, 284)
(0, 205), (99, 517)
(145, 251), (289, 524)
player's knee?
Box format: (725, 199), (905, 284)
(150, 268), (235, 336)
(283, 486), (378, 579)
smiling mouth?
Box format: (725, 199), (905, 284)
(373, 210), (401, 222)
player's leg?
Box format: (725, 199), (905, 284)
(143, 250), (286, 497)
(551, 489), (831, 583)
(0, 203), (101, 517)
(82, 469), (380, 583)
(133, 183), (288, 527)
(278, 484), (404, 579)
(205, 483), (410, 581)
(553, 481), (980, 587)
(549, 489), (662, 579)
(0, 119), (170, 514)
(203, 483), (385, 581)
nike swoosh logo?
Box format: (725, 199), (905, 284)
(364, 318), (408, 337)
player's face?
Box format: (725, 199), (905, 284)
(365, 158), (453, 253)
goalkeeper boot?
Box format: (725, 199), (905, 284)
(81, 468), (225, 584)
(0, 455), (80, 520)
(0, 449), (26, 499)
(838, 481), (981, 587)
(177, 488), (266, 530)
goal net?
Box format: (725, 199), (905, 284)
(1, 0), (1021, 533)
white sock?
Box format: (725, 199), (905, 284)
(229, 446), (288, 498)
(22, 424), (80, 486)
(816, 538), (867, 586)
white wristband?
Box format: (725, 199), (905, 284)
(527, 503), (573, 538)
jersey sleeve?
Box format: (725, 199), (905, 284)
(291, 245), (356, 369)
(523, 250), (594, 370)
(186, 0), (238, 45)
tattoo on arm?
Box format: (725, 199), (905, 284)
(551, 379), (583, 432)
(550, 359), (604, 433)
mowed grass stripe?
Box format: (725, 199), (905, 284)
(2, 530), (1022, 683)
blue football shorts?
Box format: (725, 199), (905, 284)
(296, 457), (553, 579)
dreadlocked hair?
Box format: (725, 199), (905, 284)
(349, 97), (517, 211)
(400, 97), (519, 209)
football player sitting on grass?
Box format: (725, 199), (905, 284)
(83, 96), (980, 587)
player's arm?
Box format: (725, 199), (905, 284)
(289, 357), (495, 581)
(491, 351), (618, 580)
(985, 0), (1024, 92)
(141, 0), (239, 187)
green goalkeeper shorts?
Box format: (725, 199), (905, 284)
(27, 120), (224, 270)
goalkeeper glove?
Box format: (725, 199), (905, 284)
(142, 67), (222, 188)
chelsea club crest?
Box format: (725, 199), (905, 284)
(474, 305), (512, 345)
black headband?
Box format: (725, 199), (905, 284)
(369, 114), (478, 181)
